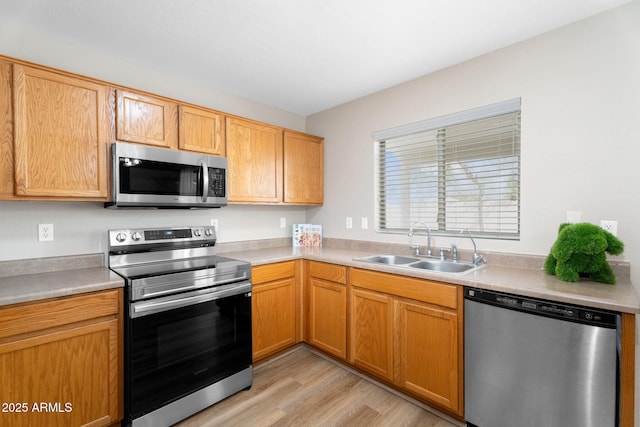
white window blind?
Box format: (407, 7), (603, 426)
(374, 98), (521, 239)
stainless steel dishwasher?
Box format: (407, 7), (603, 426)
(464, 287), (620, 427)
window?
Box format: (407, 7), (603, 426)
(374, 98), (521, 240)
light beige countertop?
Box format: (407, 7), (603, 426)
(1, 243), (637, 314)
(0, 253), (124, 307)
(222, 244), (640, 314)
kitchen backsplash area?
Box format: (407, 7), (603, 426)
(0, 201), (307, 262)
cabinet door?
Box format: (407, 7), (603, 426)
(252, 277), (297, 361)
(349, 287), (394, 381)
(226, 117), (283, 203)
(0, 289), (122, 427)
(116, 89), (178, 149)
(13, 65), (111, 198)
(0, 319), (120, 427)
(0, 60), (13, 198)
(308, 277), (347, 359)
(395, 299), (460, 413)
(178, 105), (225, 155)
(283, 131), (323, 204)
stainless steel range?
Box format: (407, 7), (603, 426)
(108, 226), (252, 427)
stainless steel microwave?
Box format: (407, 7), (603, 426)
(105, 142), (227, 209)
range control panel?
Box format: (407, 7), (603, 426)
(109, 226), (217, 247)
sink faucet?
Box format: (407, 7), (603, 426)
(439, 244), (457, 261)
(461, 229), (485, 265)
(408, 222), (432, 256)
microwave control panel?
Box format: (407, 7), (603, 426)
(208, 168), (226, 197)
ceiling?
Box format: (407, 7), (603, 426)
(0, 0), (631, 116)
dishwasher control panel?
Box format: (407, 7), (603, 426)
(465, 287), (618, 328)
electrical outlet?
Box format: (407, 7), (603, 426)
(280, 217), (287, 228)
(38, 224), (54, 241)
(210, 219), (218, 232)
(361, 217), (368, 229)
(346, 217), (353, 229)
(600, 220), (618, 236)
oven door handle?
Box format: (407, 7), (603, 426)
(131, 281), (251, 318)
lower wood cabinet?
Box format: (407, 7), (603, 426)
(306, 261), (347, 360)
(395, 298), (461, 412)
(350, 287), (394, 381)
(349, 268), (463, 416)
(252, 262), (464, 417)
(252, 261), (302, 361)
(0, 289), (123, 427)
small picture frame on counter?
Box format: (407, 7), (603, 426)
(292, 224), (322, 247)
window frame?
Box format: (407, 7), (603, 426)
(374, 98), (521, 240)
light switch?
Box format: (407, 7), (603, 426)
(361, 217), (368, 229)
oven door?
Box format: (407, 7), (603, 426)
(126, 281), (252, 421)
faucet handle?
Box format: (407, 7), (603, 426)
(439, 247), (450, 260)
(473, 254), (486, 265)
(451, 244), (458, 262)
(409, 245), (421, 256)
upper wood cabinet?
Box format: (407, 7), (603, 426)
(178, 105), (225, 156)
(225, 117), (324, 205)
(12, 65), (111, 198)
(0, 60), (13, 198)
(226, 116), (283, 203)
(284, 131), (324, 205)
(1, 55), (323, 204)
(116, 89), (178, 149)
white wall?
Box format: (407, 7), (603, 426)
(0, 20), (305, 132)
(307, 1), (640, 269)
(0, 201), (306, 261)
(306, 3), (640, 423)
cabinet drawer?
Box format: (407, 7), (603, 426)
(0, 289), (121, 340)
(252, 261), (296, 284)
(351, 268), (457, 309)
(308, 261), (347, 284)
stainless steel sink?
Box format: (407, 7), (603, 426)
(360, 254), (420, 265)
(408, 259), (479, 273)
(356, 254), (485, 275)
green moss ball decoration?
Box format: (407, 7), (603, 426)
(544, 222), (624, 284)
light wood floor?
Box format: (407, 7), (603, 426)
(174, 346), (460, 427)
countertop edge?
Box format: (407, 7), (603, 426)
(0, 267), (124, 307)
(224, 246), (640, 314)
(2, 247), (637, 314)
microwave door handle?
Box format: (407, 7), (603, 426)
(200, 160), (209, 203)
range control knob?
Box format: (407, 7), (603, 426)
(205, 228), (213, 236)
(131, 232), (142, 241)
(193, 229), (202, 237)
(115, 232), (128, 243)
(585, 312), (594, 321)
